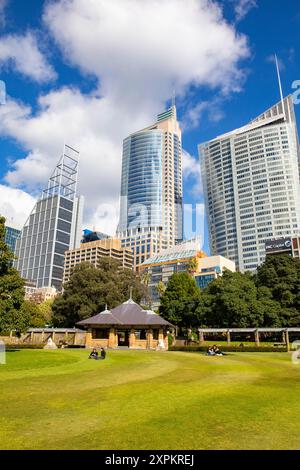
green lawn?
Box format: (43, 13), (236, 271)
(1, 349), (300, 450)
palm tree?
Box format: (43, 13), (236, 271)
(156, 281), (166, 297)
(187, 257), (198, 274)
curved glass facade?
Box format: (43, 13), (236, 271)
(119, 130), (163, 231)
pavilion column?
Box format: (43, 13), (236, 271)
(282, 331), (286, 344)
(254, 329), (260, 347)
(227, 330), (231, 346)
(147, 329), (153, 349)
(85, 330), (92, 348)
(108, 328), (116, 348)
(30, 331), (34, 344)
(41, 330), (45, 343)
(64, 331), (68, 344)
(52, 331), (56, 344)
(198, 329), (204, 345)
(129, 329), (136, 349)
(285, 329), (290, 352)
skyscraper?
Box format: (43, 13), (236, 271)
(117, 105), (183, 270)
(199, 95), (300, 272)
(14, 145), (84, 290)
(4, 226), (21, 253)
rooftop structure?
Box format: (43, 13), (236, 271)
(77, 298), (173, 349)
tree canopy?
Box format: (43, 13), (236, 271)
(159, 255), (300, 329)
(159, 272), (202, 328)
(0, 216), (27, 333)
(52, 258), (148, 327)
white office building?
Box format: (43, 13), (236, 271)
(14, 145), (84, 290)
(199, 95), (300, 272)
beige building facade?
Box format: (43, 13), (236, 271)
(63, 238), (133, 284)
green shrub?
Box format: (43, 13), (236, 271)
(6, 343), (45, 350)
(169, 345), (287, 353)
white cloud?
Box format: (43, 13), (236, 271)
(234, 0), (257, 22)
(182, 150), (203, 196)
(0, 184), (36, 229)
(0, 0), (250, 233)
(0, 31), (56, 82)
(182, 98), (225, 130)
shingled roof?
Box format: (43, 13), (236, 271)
(77, 299), (172, 328)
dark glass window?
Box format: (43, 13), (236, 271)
(57, 219), (71, 233)
(56, 230), (70, 245)
(92, 329), (110, 339)
(59, 198), (73, 211)
(135, 329), (147, 340)
(58, 208), (73, 222)
(152, 329), (159, 340)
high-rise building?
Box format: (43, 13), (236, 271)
(4, 225), (21, 253)
(117, 105), (183, 270)
(63, 238), (133, 285)
(14, 145), (84, 290)
(199, 95), (300, 272)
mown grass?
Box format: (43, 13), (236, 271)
(0, 349), (300, 450)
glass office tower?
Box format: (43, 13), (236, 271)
(4, 226), (21, 253)
(117, 105), (183, 270)
(14, 145), (84, 290)
(199, 95), (300, 272)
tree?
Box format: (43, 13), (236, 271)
(37, 299), (54, 326)
(202, 271), (265, 328)
(21, 301), (45, 328)
(52, 258), (148, 327)
(156, 280), (166, 297)
(159, 272), (202, 328)
(0, 216), (26, 333)
(187, 257), (198, 274)
(256, 254), (300, 312)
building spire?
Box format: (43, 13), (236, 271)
(275, 54), (286, 121)
(171, 88), (176, 108)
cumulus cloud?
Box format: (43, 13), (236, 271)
(0, 0), (250, 232)
(234, 0), (257, 22)
(182, 150), (203, 196)
(0, 31), (56, 82)
(0, 184), (36, 229)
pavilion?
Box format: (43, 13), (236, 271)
(77, 298), (173, 350)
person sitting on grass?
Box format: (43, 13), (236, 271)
(89, 348), (99, 360)
(207, 346), (215, 356)
(100, 347), (106, 360)
(213, 345), (223, 356)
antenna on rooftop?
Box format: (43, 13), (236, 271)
(275, 54), (286, 121)
(171, 88), (176, 108)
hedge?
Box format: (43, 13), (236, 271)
(6, 343), (45, 350)
(169, 345), (287, 353)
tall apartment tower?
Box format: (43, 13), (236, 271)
(117, 105), (183, 270)
(14, 145), (84, 290)
(199, 95), (300, 272)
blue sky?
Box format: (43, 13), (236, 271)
(0, 0), (299, 254)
